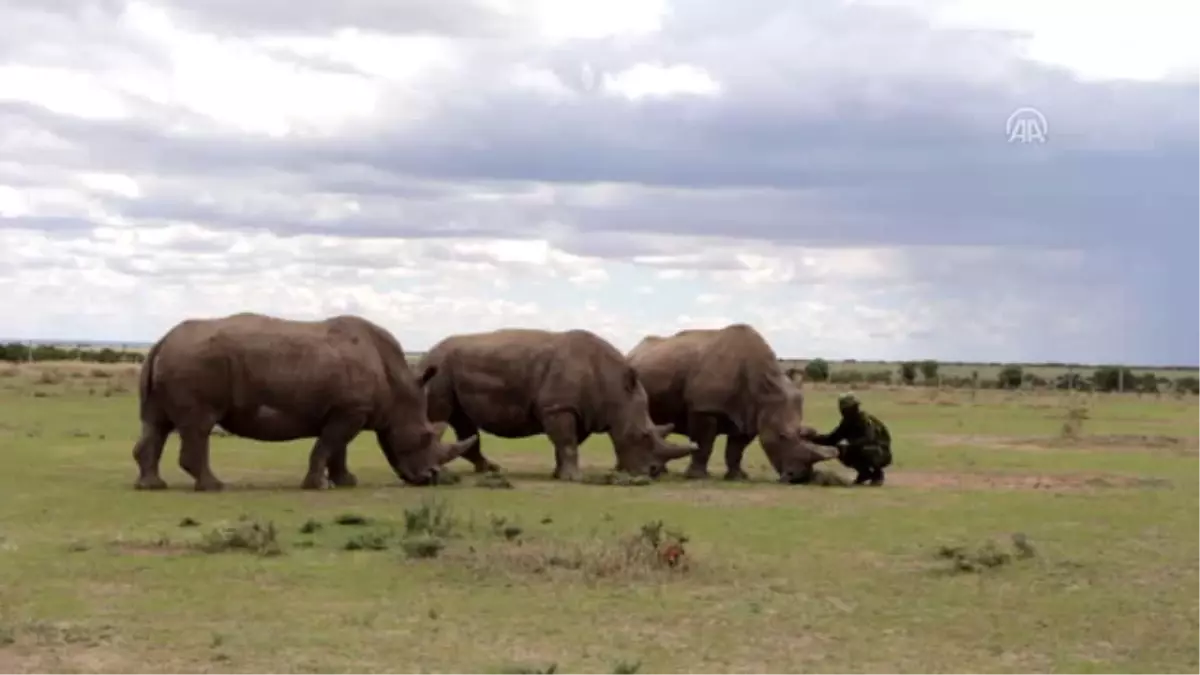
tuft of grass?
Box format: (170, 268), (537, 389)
(611, 659), (642, 674)
(935, 533), (1037, 574)
(1060, 405), (1090, 439)
(401, 534), (445, 560)
(196, 517), (282, 557)
(344, 531), (391, 552)
(488, 514), (523, 541)
(581, 471), (653, 487)
(475, 471), (515, 489)
(333, 513), (370, 526)
(403, 497), (457, 539)
(178, 517), (200, 528)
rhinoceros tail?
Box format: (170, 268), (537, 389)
(138, 338), (164, 422)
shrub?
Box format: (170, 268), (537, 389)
(996, 365), (1023, 389)
(1092, 366), (1136, 393)
(802, 358), (829, 382)
(1174, 376), (1199, 395)
(899, 362), (917, 385)
(919, 360), (939, 384)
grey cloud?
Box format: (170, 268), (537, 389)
(0, 215), (98, 236)
(1, 0), (1195, 362)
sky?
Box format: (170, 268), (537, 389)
(0, 0), (1196, 365)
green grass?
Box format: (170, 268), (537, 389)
(0, 363), (1197, 673)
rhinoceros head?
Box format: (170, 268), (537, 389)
(614, 422), (698, 477)
(613, 369), (698, 477)
(754, 406), (837, 483)
(774, 433), (839, 484)
(377, 421), (477, 487)
(375, 366), (479, 486)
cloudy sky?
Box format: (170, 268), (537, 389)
(0, 0), (1196, 364)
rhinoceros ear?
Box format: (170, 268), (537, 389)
(417, 365), (438, 388)
(622, 366), (639, 394)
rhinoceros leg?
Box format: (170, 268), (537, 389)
(301, 415), (366, 490)
(543, 411), (582, 481)
(683, 413), (719, 480)
(723, 433), (754, 481)
(132, 420), (173, 490)
(178, 426), (225, 492)
(324, 443), (358, 488)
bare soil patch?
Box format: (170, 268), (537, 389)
(0, 644), (132, 674)
(892, 470), (1171, 491)
(107, 540), (196, 557)
(644, 485), (814, 507)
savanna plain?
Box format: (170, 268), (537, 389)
(0, 360), (1197, 674)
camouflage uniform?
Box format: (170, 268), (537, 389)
(809, 393), (893, 486)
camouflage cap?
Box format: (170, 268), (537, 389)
(837, 392), (860, 407)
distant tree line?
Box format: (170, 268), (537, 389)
(795, 358), (1199, 395)
(0, 343), (146, 364)
(4, 343), (1197, 396)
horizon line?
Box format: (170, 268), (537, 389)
(2, 337), (1196, 371)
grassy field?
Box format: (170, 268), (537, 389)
(0, 362), (1197, 673)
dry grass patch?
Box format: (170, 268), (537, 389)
(892, 470), (1171, 491)
(932, 533), (1038, 574)
(1, 362), (139, 397)
(921, 432), (1198, 457)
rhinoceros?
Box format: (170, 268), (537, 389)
(626, 324), (837, 483)
(130, 312), (476, 491)
(416, 328), (697, 480)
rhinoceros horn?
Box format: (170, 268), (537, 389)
(438, 434), (478, 465)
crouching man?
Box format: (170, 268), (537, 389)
(806, 393), (892, 486)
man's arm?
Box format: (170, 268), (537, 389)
(810, 418), (849, 446)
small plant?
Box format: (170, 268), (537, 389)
(1060, 405), (1089, 439)
(334, 513), (369, 526)
(197, 518), (282, 557)
(612, 659), (642, 674)
(629, 520), (689, 570)
(178, 517), (200, 527)
(299, 518), (323, 534)
(344, 531), (391, 551)
(489, 515), (523, 541)
(401, 534), (445, 559)
(403, 497), (457, 538)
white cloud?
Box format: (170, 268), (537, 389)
(602, 62), (722, 100)
(860, 0), (1200, 82)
